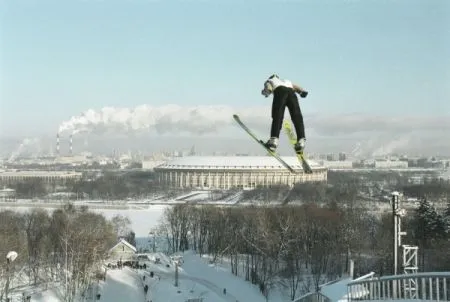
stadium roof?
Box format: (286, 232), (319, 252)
(155, 156), (324, 171)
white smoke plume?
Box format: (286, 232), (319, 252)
(57, 104), (270, 136)
(59, 105), (450, 137)
(56, 104), (450, 157)
(8, 137), (40, 162)
(371, 134), (413, 157)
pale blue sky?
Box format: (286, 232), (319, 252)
(1, 0), (449, 136)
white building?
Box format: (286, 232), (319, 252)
(320, 160), (353, 169)
(108, 238), (137, 263)
(154, 156), (327, 190)
(374, 160), (408, 169)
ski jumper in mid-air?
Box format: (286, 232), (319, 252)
(261, 74), (309, 153)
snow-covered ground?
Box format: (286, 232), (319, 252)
(7, 249), (361, 302)
(179, 251), (279, 302)
(100, 268), (146, 302)
(91, 206), (167, 237)
(9, 251), (282, 302)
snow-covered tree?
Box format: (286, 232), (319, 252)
(415, 198), (445, 240)
(443, 201), (450, 236)
(413, 198), (446, 269)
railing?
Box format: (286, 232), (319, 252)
(293, 272), (376, 302)
(293, 292), (332, 302)
(347, 272), (450, 301)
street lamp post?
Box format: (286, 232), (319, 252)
(4, 251), (18, 302)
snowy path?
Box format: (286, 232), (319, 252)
(182, 276), (238, 302)
(179, 251), (269, 302)
(151, 271), (238, 302)
(101, 267), (146, 302)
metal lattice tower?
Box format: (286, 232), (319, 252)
(402, 245), (419, 298)
(391, 192), (419, 298)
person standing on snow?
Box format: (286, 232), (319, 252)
(261, 74), (309, 153)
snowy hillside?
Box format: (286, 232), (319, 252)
(9, 251), (290, 302)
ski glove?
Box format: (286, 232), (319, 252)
(261, 88), (271, 97)
(300, 91), (308, 98)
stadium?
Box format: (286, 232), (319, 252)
(154, 156), (327, 189)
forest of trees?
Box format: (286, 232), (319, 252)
(155, 181), (450, 300)
(0, 205), (134, 302)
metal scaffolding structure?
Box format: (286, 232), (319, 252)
(391, 192), (419, 298)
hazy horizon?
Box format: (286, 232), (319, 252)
(1, 0), (449, 157)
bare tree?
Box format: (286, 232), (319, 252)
(0, 210), (27, 301)
(24, 208), (50, 284)
(110, 214), (132, 238)
(162, 205), (191, 253)
(281, 207), (308, 300)
(47, 204), (116, 302)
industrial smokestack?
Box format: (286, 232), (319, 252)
(56, 133), (60, 156)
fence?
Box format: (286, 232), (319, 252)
(347, 272), (450, 301)
(293, 292), (332, 302)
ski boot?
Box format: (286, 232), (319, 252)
(294, 138), (306, 154)
(264, 137), (279, 152)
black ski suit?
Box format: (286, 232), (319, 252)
(270, 85), (305, 141)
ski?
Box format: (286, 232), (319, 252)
(233, 114), (298, 174)
(283, 120), (313, 174)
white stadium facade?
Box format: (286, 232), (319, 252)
(154, 156), (327, 190)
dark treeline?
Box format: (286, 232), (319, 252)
(0, 204), (125, 302)
(402, 181), (450, 199)
(7, 171), (169, 200)
(69, 171), (159, 200)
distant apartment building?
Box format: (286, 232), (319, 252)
(407, 157), (448, 169)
